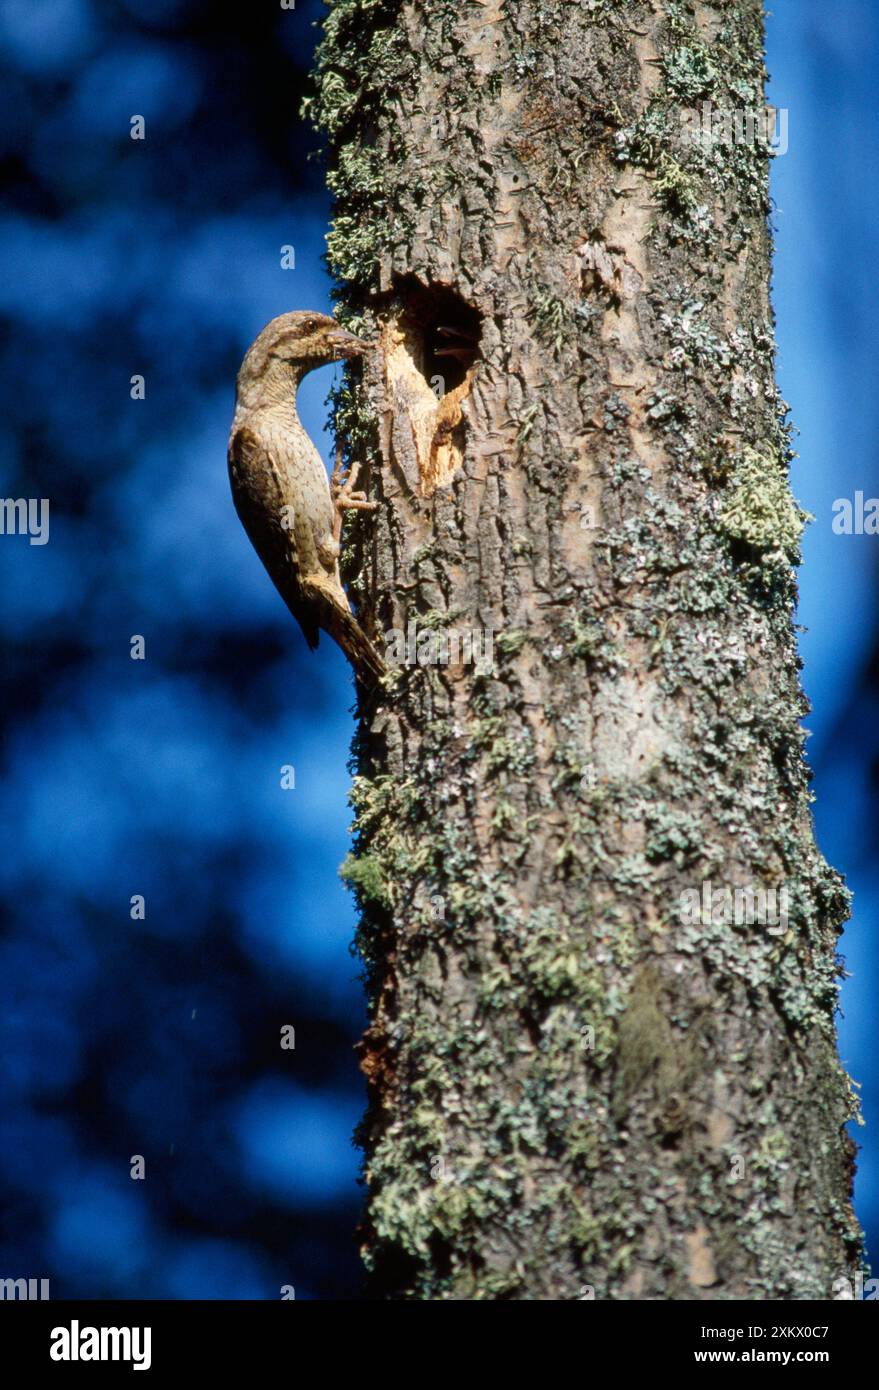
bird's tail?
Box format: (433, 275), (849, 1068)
(303, 576), (386, 687)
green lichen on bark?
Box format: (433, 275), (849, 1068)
(310, 0), (863, 1300)
(303, 0), (408, 291)
(718, 446), (809, 563)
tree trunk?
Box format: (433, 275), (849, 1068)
(311, 0), (862, 1300)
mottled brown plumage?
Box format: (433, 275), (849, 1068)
(228, 311), (384, 684)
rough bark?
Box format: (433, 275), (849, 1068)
(310, 0), (863, 1300)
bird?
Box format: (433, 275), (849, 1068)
(228, 311), (385, 685)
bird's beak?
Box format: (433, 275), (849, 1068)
(327, 327), (372, 360)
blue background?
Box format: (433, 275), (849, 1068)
(0, 0), (875, 1298)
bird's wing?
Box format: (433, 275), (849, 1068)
(227, 423), (320, 650)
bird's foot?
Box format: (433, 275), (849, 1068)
(331, 453), (377, 541)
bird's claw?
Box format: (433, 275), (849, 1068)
(332, 453), (377, 540)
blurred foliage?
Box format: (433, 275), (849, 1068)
(0, 0), (368, 1299)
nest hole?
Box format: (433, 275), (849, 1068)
(393, 277), (482, 395)
(381, 278), (483, 493)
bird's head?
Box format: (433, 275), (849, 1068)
(236, 311), (372, 400)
